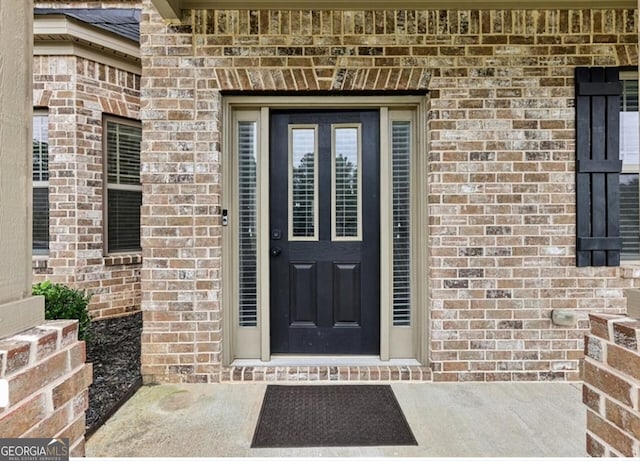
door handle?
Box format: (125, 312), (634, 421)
(270, 247), (282, 257)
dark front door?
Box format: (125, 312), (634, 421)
(270, 110), (380, 354)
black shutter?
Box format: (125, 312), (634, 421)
(576, 67), (623, 267)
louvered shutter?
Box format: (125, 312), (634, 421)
(575, 67), (623, 267)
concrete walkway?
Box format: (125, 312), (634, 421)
(86, 382), (586, 458)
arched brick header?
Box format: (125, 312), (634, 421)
(214, 66), (431, 91)
(33, 90), (53, 107)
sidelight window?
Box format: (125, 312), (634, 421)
(391, 120), (412, 326)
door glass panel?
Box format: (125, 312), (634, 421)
(333, 125), (361, 240)
(238, 121), (258, 327)
(392, 121), (411, 326)
(289, 126), (318, 240)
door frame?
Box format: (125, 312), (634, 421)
(221, 95), (429, 365)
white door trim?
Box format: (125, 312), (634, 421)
(222, 95), (429, 365)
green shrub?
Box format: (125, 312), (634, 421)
(32, 281), (92, 340)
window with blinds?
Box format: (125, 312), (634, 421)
(33, 112), (49, 254)
(392, 121), (412, 326)
(105, 117), (142, 253)
(290, 127), (318, 240)
(333, 125), (361, 240)
(620, 75), (640, 259)
(238, 121), (258, 327)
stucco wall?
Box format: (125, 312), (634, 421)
(140, 2), (639, 383)
(0, 0), (35, 305)
(0, 0), (45, 340)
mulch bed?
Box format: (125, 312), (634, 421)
(85, 311), (143, 437)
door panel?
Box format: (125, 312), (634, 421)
(290, 263), (317, 325)
(333, 263), (361, 325)
(270, 110), (380, 354)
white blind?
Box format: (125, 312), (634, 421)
(334, 127), (359, 239)
(392, 121), (411, 326)
(106, 119), (142, 253)
(107, 121), (141, 185)
(32, 114), (49, 253)
(620, 79), (640, 259)
(33, 114), (49, 182)
(238, 121), (258, 327)
(291, 128), (317, 239)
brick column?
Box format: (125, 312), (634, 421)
(0, 321), (92, 455)
(583, 313), (640, 457)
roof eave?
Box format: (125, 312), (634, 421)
(151, 0), (638, 20)
(34, 14), (140, 63)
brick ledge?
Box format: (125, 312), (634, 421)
(220, 365), (433, 382)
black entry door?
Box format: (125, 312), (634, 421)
(270, 110), (380, 354)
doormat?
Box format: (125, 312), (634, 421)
(251, 384), (418, 448)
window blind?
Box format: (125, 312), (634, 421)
(238, 121), (258, 327)
(392, 121), (411, 326)
(620, 78), (640, 259)
(33, 114), (49, 253)
(106, 119), (142, 253)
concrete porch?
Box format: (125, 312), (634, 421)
(86, 382), (586, 457)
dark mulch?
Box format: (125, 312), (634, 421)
(85, 311), (143, 437)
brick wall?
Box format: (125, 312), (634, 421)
(583, 313), (640, 457)
(0, 321), (92, 456)
(33, 54), (142, 319)
(140, 2), (639, 383)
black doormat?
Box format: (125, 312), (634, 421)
(251, 384), (418, 448)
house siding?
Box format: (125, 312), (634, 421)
(32, 54), (142, 319)
(140, 1), (638, 383)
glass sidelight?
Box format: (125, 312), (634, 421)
(391, 120), (412, 326)
(238, 121), (258, 327)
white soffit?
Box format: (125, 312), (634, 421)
(34, 15), (140, 73)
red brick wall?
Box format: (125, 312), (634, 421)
(0, 321), (92, 455)
(32, 54), (142, 319)
(141, 2), (639, 383)
(583, 313), (640, 457)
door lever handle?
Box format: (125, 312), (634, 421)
(270, 247), (282, 257)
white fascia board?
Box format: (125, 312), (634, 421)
(151, 0), (183, 20)
(33, 40), (141, 75)
(34, 15), (139, 63)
